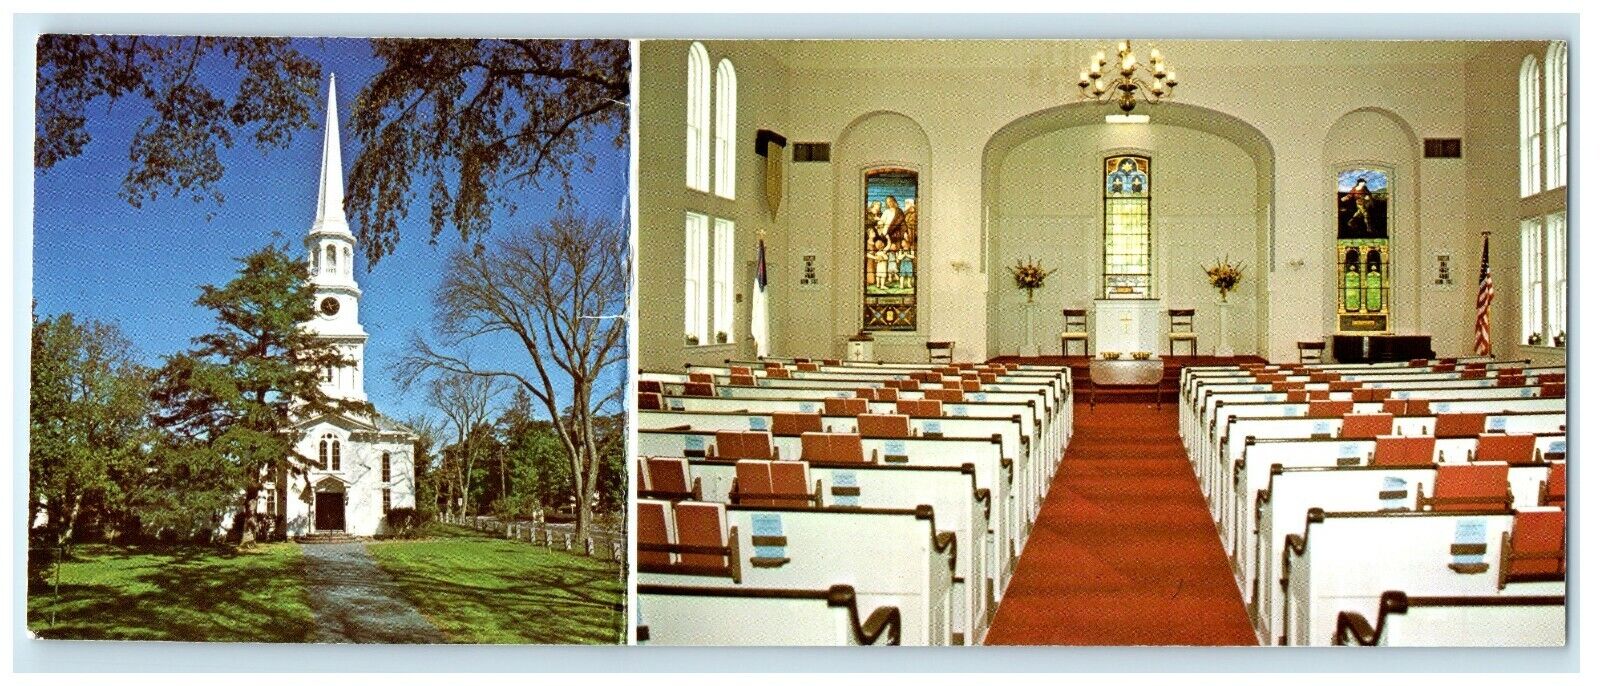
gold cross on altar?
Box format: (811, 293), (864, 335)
(1119, 313), (1134, 334)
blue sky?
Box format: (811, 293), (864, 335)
(31, 37), (629, 424)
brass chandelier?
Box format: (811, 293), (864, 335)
(1078, 40), (1178, 113)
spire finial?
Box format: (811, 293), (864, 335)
(312, 73), (350, 235)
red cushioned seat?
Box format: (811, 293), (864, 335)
(1329, 380), (1361, 392)
(639, 380), (664, 394)
(1538, 373), (1565, 384)
(734, 459), (776, 507)
(1541, 382), (1566, 398)
(889, 378), (920, 391)
(854, 388), (876, 400)
(674, 501), (733, 571)
(800, 432), (867, 464)
(926, 388), (965, 403)
(858, 413), (911, 439)
(1421, 464), (1511, 512)
(1372, 436), (1437, 467)
(730, 366), (752, 376)
(872, 387), (900, 402)
(1434, 412), (1487, 439)
(1542, 463), (1566, 507)
(766, 367), (791, 379)
(1461, 369), (1487, 380)
(824, 397), (869, 416)
(1340, 412), (1394, 439)
(821, 359), (841, 366)
(689, 372), (715, 384)
(961, 379), (981, 392)
(1285, 390), (1308, 403)
(796, 362), (821, 372)
(1496, 374), (1527, 387)
(637, 499), (675, 567)
(639, 392), (664, 411)
(1408, 358), (1429, 367)
(644, 457), (697, 500)
(1310, 400), (1355, 418)
(1307, 390), (1331, 401)
(729, 374), (755, 387)
(1474, 433), (1538, 465)
(684, 381), (715, 397)
(1432, 362), (1457, 372)
(896, 399), (943, 418)
(979, 373), (998, 384)
(1272, 381), (1305, 392)
(771, 411), (823, 437)
(1352, 388), (1392, 402)
(713, 430), (774, 460)
(1382, 399), (1406, 416)
(769, 461), (814, 505)
(1499, 509), (1565, 588)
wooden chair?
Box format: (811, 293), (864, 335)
(1297, 340), (1326, 363)
(1166, 309), (1197, 356)
(1059, 309), (1089, 356)
(926, 341), (954, 363)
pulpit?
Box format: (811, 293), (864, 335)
(1093, 299), (1163, 357)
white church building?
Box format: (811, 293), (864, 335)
(265, 75), (417, 538)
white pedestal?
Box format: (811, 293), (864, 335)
(1215, 300), (1235, 357)
(1093, 299), (1162, 357)
(1020, 302), (1041, 357)
(846, 337), (875, 362)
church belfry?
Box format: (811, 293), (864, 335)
(304, 74), (368, 402)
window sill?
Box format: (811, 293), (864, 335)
(1519, 344), (1568, 354)
(685, 343), (736, 352)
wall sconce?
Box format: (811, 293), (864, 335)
(1287, 258), (1306, 269)
(950, 260), (972, 272)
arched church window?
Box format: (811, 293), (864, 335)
(1544, 42), (1567, 190)
(862, 167), (918, 331)
(686, 42), (711, 192)
(713, 58), (737, 199)
(344, 246), (353, 275)
(318, 438), (329, 470)
(381, 452), (391, 482)
(1519, 54), (1542, 197)
(325, 245), (337, 274)
(1102, 155), (1152, 298)
(330, 438), (342, 471)
(1334, 168), (1392, 333)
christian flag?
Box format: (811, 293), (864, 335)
(751, 235), (770, 358)
(1475, 232), (1495, 356)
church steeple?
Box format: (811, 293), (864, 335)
(312, 73), (351, 236)
(305, 74), (367, 403)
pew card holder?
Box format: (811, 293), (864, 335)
(1448, 518), (1490, 574)
(882, 440), (909, 464)
(830, 471), (861, 507)
(749, 513), (791, 568)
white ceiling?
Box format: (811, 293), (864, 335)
(745, 39), (1499, 71)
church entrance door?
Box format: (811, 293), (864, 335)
(314, 491), (346, 531)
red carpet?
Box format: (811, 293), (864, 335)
(984, 400), (1258, 645)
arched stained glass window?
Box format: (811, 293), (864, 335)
(330, 438), (341, 471)
(1103, 155), (1152, 298)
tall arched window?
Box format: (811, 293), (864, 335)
(381, 452), (392, 482)
(330, 438), (341, 471)
(1103, 155), (1153, 298)
(1544, 42), (1567, 190)
(325, 244), (338, 274)
(685, 42), (711, 192)
(713, 58), (738, 199)
(1519, 55), (1542, 197)
(318, 438), (329, 470)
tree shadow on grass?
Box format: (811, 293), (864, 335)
(367, 527), (625, 644)
(27, 543), (313, 642)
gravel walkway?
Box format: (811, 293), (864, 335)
(301, 543), (447, 643)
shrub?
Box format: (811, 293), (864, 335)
(385, 507), (425, 538)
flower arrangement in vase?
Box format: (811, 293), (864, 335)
(1009, 256), (1058, 304)
(1204, 256), (1246, 303)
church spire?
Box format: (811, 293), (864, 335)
(312, 74), (350, 235)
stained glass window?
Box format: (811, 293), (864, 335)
(1103, 155), (1151, 298)
(862, 168), (918, 331)
(1335, 168), (1392, 333)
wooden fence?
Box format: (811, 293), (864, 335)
(438, 512), (626, 571)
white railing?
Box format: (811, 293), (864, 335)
(437, 512), (626, 570)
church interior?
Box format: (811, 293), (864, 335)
(632, 39), (1569, 647)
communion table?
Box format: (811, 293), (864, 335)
(1093, 299), (1162, 357)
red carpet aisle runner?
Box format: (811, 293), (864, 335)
(984, 400), (1258, 645)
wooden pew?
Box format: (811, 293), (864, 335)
(637, 583), (902, 646)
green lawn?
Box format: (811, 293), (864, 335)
(27, 542), (314, 642)
(366, 523), (626, 644)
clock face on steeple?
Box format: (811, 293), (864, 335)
(319, 297), (341, 317)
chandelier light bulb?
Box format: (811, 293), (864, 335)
(1079, 70), (1091, 87)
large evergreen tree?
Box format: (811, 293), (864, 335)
(149, 244), (370, 545)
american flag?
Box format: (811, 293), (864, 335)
(1475, 232), (1494, 355)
